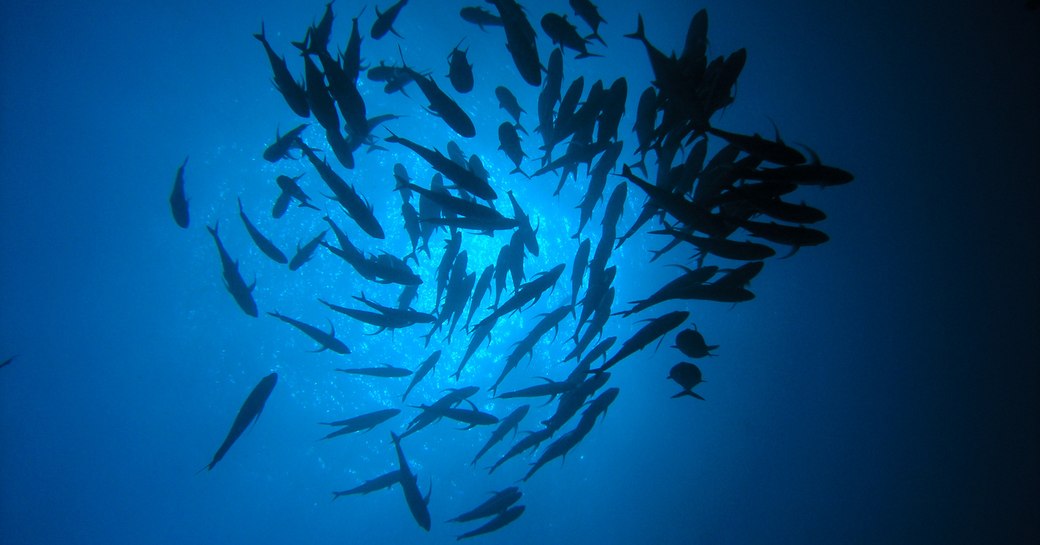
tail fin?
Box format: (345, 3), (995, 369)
(671, 390), (705, 400)
(586, 31), (606, 46)
(624, 15), (646, 42)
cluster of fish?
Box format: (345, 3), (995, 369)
(171, 1), (852, 539)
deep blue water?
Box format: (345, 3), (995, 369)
(1, 1), (1038, 544)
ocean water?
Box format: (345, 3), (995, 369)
(1, 1), (1038, 544)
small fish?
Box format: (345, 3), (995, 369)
(169, 157), (189, 228)
(201, 372), (277, 471)
(336, 364), (413, 378)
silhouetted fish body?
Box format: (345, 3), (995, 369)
(238, 198), (288, 264)
(386, 135), (495, 200)
(288, 230), (327, 271)
(570, 0), (607, 44)
(263, 124), (308, 162)
(668, 362), (705, 399)
(597, 311), (689, 372)
(254, 22), (309, 118)
(204, 372), (277, 471)
(471, 405), (529, 466)
(371, 0), (409, 40)
(337, 365), (413, 378)
(487, 0), (541, 86)
(170, 157), (190, 229)
(460, 7), (503, 30)
(390, 432), (432, 531)
(457, 505), (525, 540)
(206, 223), (258, 317)
(494, 86), (524, 125)
(402, 351), (441, 402)
(448, 487), (523, 523)
(320, 408), (401, 439)
(447, 41), (474, 93)
(267, 310), (349, 354)
(332, 469), (402, 499)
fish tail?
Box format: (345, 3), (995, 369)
(624, 14), (646, 42)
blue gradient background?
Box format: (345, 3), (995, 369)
(1, 1), (1037, 544)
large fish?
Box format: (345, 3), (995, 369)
(332, 469), (402, 500)
(202, 372), (277, 471)
(238, 198), (287, 264)
(371, 0), (409, 40)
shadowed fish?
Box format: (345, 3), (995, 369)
(488, 427), (554, 474)
(507, 191), (538, 255)
(471, 405), (529, 466)
(596, 311), (689, 372)
(170, 157), (190, 229)
(570, 0), (606, 45)
(495, 86), (525, 125)
(738, 219), (829, 257)
(522, 427), (585, 481)
(337, 364), (413, 378)
(707, 126), (806, 166)
(390, 432), (432, 531)
(649, 227), (775, 262)
(448, 487), (522, 523)
(497, 378), (577, 403)
(460, 6), (503, 30)
(385, 133), (495, 199)
(412, 399), (498, 429)
(303, 54), (340, 132)
(267, 310), (350, 354)
(475, 264), (566, 332)
(668, 362), (705, 399)
(206, 223), (258, 317)
(263, 124), (308, 162)
(238, 198), (287, 264)
(332, 469), (402, 500)
(320, 408), (402, 439)
(401, 386), (479, 438)
(464, 264), (495, 332)
(399, 55), (477, 138)
(498, 122), (528, 176)
(288, 230), (327, 271)
(541, 13), (600, 59)
(570, 238), (591, 311)
(673, 328), (718, 358)
(542, 372), (611, 431)
(273, 174), (320, 218)
(488, 0), (541, 86)
(371, 0), (409, 39)
(457, 505), (525, 540)
(446, 40), (474, 93)
(254, 22), (309, 118)
(202, 372), (277, 471)
(402, 351), (441, 402)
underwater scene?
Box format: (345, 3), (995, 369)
(1, 0), (1038, 543)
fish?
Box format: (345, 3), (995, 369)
(385, 133), (495, 200)
(402, 351), (441, 402)
(497, 378), (577, 403)
(288, 230), (327, 271)
(498, 122), (528, 176)
(390, 432), (432, 531)
(0, 355), (16, 369)
(320, 408), (402, 439)
(668, 362), (705, 399)
(371, 0), (409, 40)
(446, 39), (474, 93)
(569, 0), (607, 45)
(471, 405), (529, 466)
(254, 22), (309, 118)
(648, 227), (776, 262)
(488, 427), (553, 474)
(202, 372), (277, 471)
(303, 54), (340, 132)
(495, 86), (525, 125)
(447, 487), (522, 522)
(332, 469), (402, 500)
(464, 264), (495, 332)
(412, 399), (499, 429)
(487, 0), (541, 86)
(336, 364), (413, 378)
(672, 328), (718, 358)
(342, 7), (366, 82)
(595, 311), (689, 372)
(262, 123), (308, 162)
(570, 238), (591, 311)
(170, 157), (190, 229)
(507, 191), (538, 255)
(206, 223), (258, 317)
(522, 427), (585, 481)
(456, 505), (525, 540)
(541, 13), (600, 59)
(475, 264), (566, 332)
(238, 198), (288, 264)
(460, 6), (503, 30)
(707, 126), (806, 166)
(300, 147), (383, 238)
(267, 311), (350, 354)
(402, 386), (480, 438)
(273, 174), (320, 218)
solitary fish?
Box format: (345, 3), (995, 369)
(201, 372), (277, 471)
(668, 362), (705, 399)
(170, 157), (189, 228)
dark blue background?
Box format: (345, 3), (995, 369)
(1, 1), (1037, 543)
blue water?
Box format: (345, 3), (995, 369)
(1, 1), (1038, 543)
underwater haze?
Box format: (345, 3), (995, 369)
(1, 1), (1038, 544)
